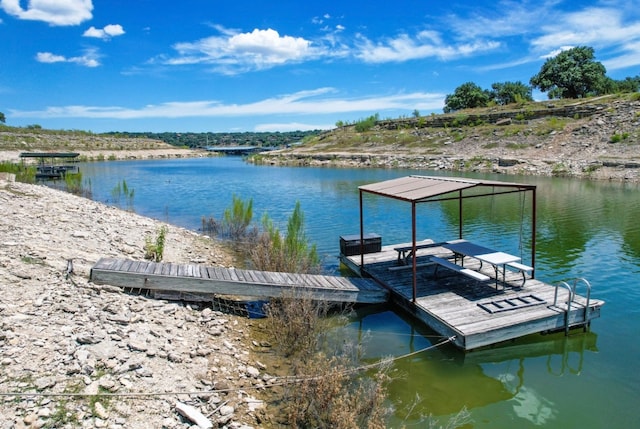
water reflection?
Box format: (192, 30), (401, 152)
(343, 306), (599, 423)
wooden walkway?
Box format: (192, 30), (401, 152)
(90, 257), (388, 304)
(340, 240), (604, 351)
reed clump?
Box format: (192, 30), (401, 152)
(201, 196), (321, 274)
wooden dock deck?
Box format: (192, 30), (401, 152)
(89, 257), (388, 304)
(340, 241), (604, 351)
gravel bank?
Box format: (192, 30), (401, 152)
(0, 176), (266, 428)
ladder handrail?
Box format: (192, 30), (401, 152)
(573, 277), (592, 322)
(554, 281), (574, 335)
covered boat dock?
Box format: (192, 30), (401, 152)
(340, 175), (603, 351)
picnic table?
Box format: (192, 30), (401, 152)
(393, 240), (444, 265)
(442, 240), (521, 289)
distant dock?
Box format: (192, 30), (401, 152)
(20, 152), (80, 180)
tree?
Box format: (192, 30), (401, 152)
(490, 81), (533, 105)
(0, 111), (5, 124)
(443, 82), (490, 113)
(609, 76), (640, 93)
(530, 46), (607, 99)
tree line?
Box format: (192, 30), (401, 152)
(102, 130), (321, 148)
(444, 46), (640, 112)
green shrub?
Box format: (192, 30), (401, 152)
(610, 132), (629, 143)
(354, 113), (379, 132)
(144, 225), (168, 262)
(250, 201), (320, 274)
(451, 114), (468, 127)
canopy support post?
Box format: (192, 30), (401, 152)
(458, 190), (463, 239)
(531, 187), (537, 278)
(412, 202), (417, 303)
(359, 190), (364, 272)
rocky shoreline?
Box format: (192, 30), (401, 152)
(0, 175), (267, 428)
(255, 98), (640, 183)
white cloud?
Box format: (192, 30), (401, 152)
(35, 49), (100, 67)
(442, 1), (640, 72)
(529, 6), (640, 70)
(532, 8), (640, 52)
(0, 0), (93, 26)
(355, 31), (500, 63)
(604, 40), (640, 70)
(9, 88), (445, 120)
(83, 24), (125, 40)
(165, 27), (319, 74)
(446, 0), (558, 39)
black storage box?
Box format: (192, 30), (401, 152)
(340, 233), (382, 256)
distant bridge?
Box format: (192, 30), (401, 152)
(204, 146), (268, 156)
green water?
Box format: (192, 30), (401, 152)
(78, 157), (639, 427)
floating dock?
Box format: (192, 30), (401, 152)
(340, 241), (604, 351)
(89, 257), (388, 304)
(19, 152), (80, 180)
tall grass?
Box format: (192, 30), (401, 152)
(202, 196), (321, 274)
(250, 202), (320, 273)
(63, 171), (92, 197)
(110, 179), (135, 210)
(0, 161), (36, 183)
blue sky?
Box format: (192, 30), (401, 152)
(1, 0), (639, 133)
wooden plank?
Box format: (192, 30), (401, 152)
(200, 266), (211, 279)
(136, 261), (150, 273)
(176, 264), (186, 277)
(144, 262), (156, 274)
(170, 263), (179, 277)
(249, 270), (268, 284)
(227, 268), (240, 282)
(207, 266), (221, 280)
(120, 260), (134, 273)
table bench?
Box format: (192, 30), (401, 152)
(431, 256), (490, 282)
(394, 241), (445, 265)
(506, 262), (534, 287)
(443, 240), (521, 289)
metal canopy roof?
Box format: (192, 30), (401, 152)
(357, 175), (538, 303)
(359, 175), (535, 203)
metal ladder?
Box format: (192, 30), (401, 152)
(553, 278), (592, 335)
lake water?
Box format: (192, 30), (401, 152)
(78, 156), (639, 428)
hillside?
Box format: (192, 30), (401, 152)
(0, 128), (195, 162)
(0, 128), (319, 163)
(254, 94), (640, 182)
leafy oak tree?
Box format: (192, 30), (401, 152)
(0, 111), (5, 124)
(490, 81), (533, 105)
(443, 82), (490, 113)
(530, 46), (607, 99)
